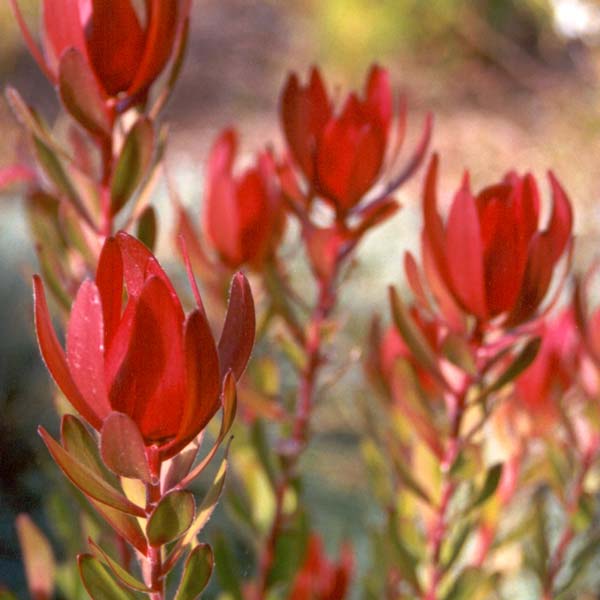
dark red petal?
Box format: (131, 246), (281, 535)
(115, 231), (177, 303)
(85, 0), (146, 95)
(66, 280), (111, 421)
(445, 175), (486, 319)
(96, 237), (123, 350)
(546, 171), (573, 262)
(108, 276), (186, 443)
(160, 309), (220, 460)
(218, 273), (255, 380)
(128, 0), (181, 96)
(33, 275), (103, 429)
(506, 232), (555, 326)
(422, 155), (450, 287)
(42, 0), (87, 75)
(364, 64), (392, 132)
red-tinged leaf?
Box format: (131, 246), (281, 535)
(59, 48), (111, 137)
(174, 544), (214, 600)
(15, 515), (55, 600)
(354, 196), (399, 236)
(33, 275), (102, 429)
(66, 281), (111, 422)
(110, 118), (154, 216)
(78, 554), (140, 600)
(445, 174), (486, 319)
(42, 0), (87, 73)
(178, 450), (229, 548)
(147, 490), (195, 546)
(159, 310), (219, 461)
(175, 205), (215, 281)
(364, 64), (392, 132)
(546, 171), (573, 262)
(100, 412), (151, 482)
(86, 0), (145, 96)
(9, 0), (54, 82)
(39, 426), (146, 517)
(404, 251), (431, 310)
(218, 273), (255, 380)
(0, 164), (35, 189)
(115, 231), (175, 300)
(176, 379), (236, 490)
(89, 500), (148, 556)
(486, 337), (541, 394)
(127, 0), (180, 96)
(96, 237), (124, 350)
(161, 435), (202, 493)
(107, 276), (186, 444)
(88, 539), (152, 592)
(61, 415), (117, 485)
(388, 286), (444, 385)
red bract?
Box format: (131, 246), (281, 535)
(288, 535), (353, 600)
(512, 308), (580, 429)
(33, 232), (255, 460)
(281, 65), (431, 215)
(421, 155), (573, 328)
(11, 0), (189, 104)
(204, 129), (286, 270)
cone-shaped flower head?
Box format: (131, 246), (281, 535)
(204, 129), (286, 270)
(281, 65), (394, 214)
(12, 0), (189, 103)
(34, 232), (255, 460)
(422, 155), (573, 328)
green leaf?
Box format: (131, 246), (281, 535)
(388, 285), (444, 383)
(15, 514), (55, 600)
(61, 415), (116, 485)
(78, 554), (140, 600)
(441, 333), (476, 376)
(58, 48), (111, 137)
(441, 521), (474, 573)
(486, 338), (541, 394)
(100, 412), (151, 483)
(251, 419), (278, 488)
(180, 452), (229, 547)
(146, 490), (195, 546)
(213, 533), (243, 600)
(110, 118), (154, 215)
(88, 539), (152, 593)
(39, 426), (146, 517)
(33, 136), (78, 202)
(469, 463), (503, 511)
(389, 512), (422, 593)
(442, 567), (485, 600)
(174, 544), (214, 600)
(135, 205), (157, 253)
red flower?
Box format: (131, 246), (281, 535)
(512, 308), (580, 429)
(11, 0), (188, 103)
(33, 232), (255, 460)
(204, 129), (286, 270)
(281, 65), (430, 215)
(421, 155), (572, 327)
(289, 535), (353, 600)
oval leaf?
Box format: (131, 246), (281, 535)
(100, 412), (151, 483)
(110, 118), (154, 215)
(15, 515), (55, 600)
(174, 544), (214, 600)
(88, 540), (152, 593)
(147, 490), (195, 546)
(39, 426), (145, 517)
(78, 554), (140, 600)
(59, 48), (111, 137)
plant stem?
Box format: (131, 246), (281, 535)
(146, 447), (165, 600)
(254, 269), (337, 598)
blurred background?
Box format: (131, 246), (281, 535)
(3, 0), (600, 596)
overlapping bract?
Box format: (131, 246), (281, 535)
(204, 129), (286, 270)
(12, 0), (188, 104)
(281, 65), (427, 215)
(420, 155), (573, 328)
(34, 232), (255, 460)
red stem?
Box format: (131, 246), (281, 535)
(254, 270), (337, 598)
(145, 446), (165, 600)
(541, 449), (595, 599)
